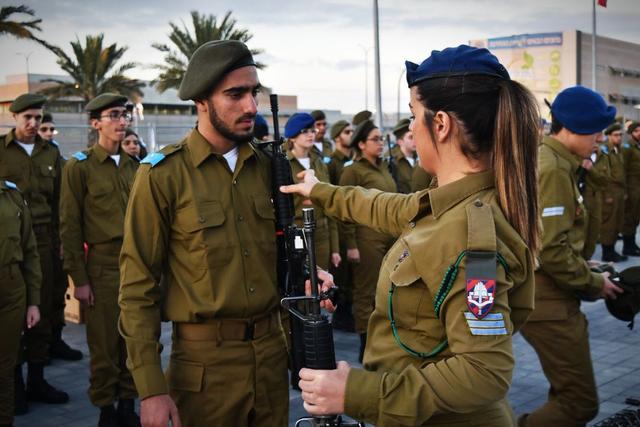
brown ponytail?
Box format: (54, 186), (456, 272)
(415, 75), (540, 257)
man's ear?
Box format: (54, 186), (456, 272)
(194, 99), (208, 114)
(90, 118), (101, 131)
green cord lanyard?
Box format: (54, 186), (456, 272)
(387, 250), (509, 359)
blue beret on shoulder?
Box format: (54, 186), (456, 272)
(551, 86), (616, 135)
(284, 113), (315, 139)
(405, 44), (510, 87)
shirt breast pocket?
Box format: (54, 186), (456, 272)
(87, 181), (114, 214)
(386, 243), (428, 330)
(178, 200), (232, 267)
(38, 164), (56, 195)
(0, 201), (22, 264)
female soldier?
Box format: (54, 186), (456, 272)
(281, 45), (539, 426)
(0, 181), (41, 427)
(339, 119), (396, 361)
(284, 113), (340, 270)
(121, 128), (142, 161)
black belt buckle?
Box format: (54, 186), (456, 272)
(244, 321), (255, 341)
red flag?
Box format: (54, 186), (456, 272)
(598, 0), (607, 7)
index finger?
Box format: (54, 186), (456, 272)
(298, 367), (316, 381)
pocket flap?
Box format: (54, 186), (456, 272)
(389, 247), (421, 287)
(253, 195), (275, 220)
(167, 358), (204, 392)
(88, 182), (113, 196)
(183, 201), (226, 232)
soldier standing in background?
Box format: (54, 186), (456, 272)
(600, 124), (627, 262)
(339, 119), (396, 362)
(0, 94), (69, 412)
(622, 121), (640, 256)
(0, 180), (41, 427)
(391, 118), (417, 194)
(60, 93), (140, 427)
(310, 110), (333, 158)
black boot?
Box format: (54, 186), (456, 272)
(358, 333), (367, 364)
(622, 235), (640, 256)
(26, 363), (69, 404)
(50, 327), (83, 361)
(13, 365), (28, 415)
(602, 245), (628, 262)
(117, 398), (141, 427)
(99, 404), (119, 427)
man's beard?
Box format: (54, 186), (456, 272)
(207, 100), (255, 144)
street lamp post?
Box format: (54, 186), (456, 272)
(16, 52), (33, 92)
(397, 69), (406, 123)
(373, 0), (383, 129)
(358, 44), (370, 110)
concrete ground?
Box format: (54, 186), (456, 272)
(14, 242), (640, 427)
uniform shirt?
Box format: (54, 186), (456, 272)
(394, 149), (416, 194)
(310, 171), (534, 425)
(118, 129), (279, 399)
(411, 166), (433, 192)
(287, 150), (339, 254)
(60, 143), (138, 286)
(311, 138), (333, 158)
(605, 143), (625, 189)
(0, 129), (62, 241)
(327, 149), (351, 185)
(338, 157), (397, 249)
(624, 138), (640, 181)
(537, 136), (604, 295)
(0, 181), (42, 305)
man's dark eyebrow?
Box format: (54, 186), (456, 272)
(223, 84), (262, 94)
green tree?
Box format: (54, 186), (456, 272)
(39, 34), (144, 102)
(152, 10), (264, 93)
(0, 5), (57, 50)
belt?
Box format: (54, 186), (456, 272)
(175, 310), (280, 342)
(89, 240), (123, 253)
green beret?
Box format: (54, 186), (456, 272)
(393, 118), (411, 139)
(350, 119), (376, 148)
(605, 266), (640, 327)
(178, 40), (256, 101)
(604, 123), (621, 135)
(9, 93), (46, 113)
(628, 121), (640, 135)
(352, 110), (372, 126)
(330, 120), (349, 140)
(86, 93), (128, 113)
(310, 110), (326, 121)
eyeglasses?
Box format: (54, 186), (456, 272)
(100, 111), (132, 122)
(40, 126), (55, 132)
(299, 128), (317, 135)
(366, 136), (383, 143)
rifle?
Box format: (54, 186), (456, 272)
(576, 165), (587, 195)
(258, 94), (363, 427)
(386, 134), (398, 184)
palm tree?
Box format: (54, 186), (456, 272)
(151, 10), (265, 93)
(39, 34), (144, 102)
(0, 5), (57, 50)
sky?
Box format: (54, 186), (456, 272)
(1, 0), (639, 115)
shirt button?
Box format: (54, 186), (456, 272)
(237, 215), (244, 222)
(233, 179), (238, 185)
(198, 216), (206, 223)
(244, 250), (250, 257)
(474, 200), (483, 207)
(249, 287), (255, 293)
(409, 221), (415, 228)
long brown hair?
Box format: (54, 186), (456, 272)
(415, 75), (541, 256)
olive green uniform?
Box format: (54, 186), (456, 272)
(0, 182), (41, 425)
(287, 151), (339, 269)
(519, 136), (603, 426)
(601, 143), (625, 246)
(394, 149), (416, 194)
(0, 130), (61, 365)
(339, 158), (396, 333)
(60, 144), (138, 407)
(411, 166), (433, 192)
(581, 147), (610, 259)
(327, 149), (351, 186)
(312, 138), (333, 159)
(623, 138), (640, 236)
(310, 170), (534, 426)
(119, 130), (288, 427)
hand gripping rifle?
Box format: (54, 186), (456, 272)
(258, 95), (363, 427)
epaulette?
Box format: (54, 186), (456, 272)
(72, 151), (88, 161)
(141, 143), (183, 168)
(344, 160), (354, 167)
(3, 180), (18, 190)
(323, 156), (331, 164)
(600, 144), (609, 155)
(623, 142), (631, 149)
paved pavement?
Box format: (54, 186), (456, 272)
(14, 242), (640, 427)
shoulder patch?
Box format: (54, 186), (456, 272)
(464, 312), (507, 335)
(140, 152), (166, 167)
(599, 144), (609, 155)
(72, 151), (88, 161)
(623, 142), (631, 149)
(344, 160), (354, 167)
(4, 180), (18, 190)
(323, 156), (331, 164)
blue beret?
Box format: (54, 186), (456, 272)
(551, 86), (616, 135)
(284, 113), (315, 139)
(254, 114), (269, 139)
(406, 44), (510, 87)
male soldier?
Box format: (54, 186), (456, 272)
(411, 166), (432, 192)
(37, 113), (83, 362)
(310, 110), (333, 158)
(351, 110), (372, 127)
(580, 136), (610, 261)
(519, 86), (623, 426)
(622, 121), (640, 256)
(60, 93), (139, 427)
(600, 124), (627, 262)
(391, 118), (416, 194)
(0, 94), (69, 410)
(0, 180), (41, 427)
(119, 40), (334, 427)
(327, 119), (353, 185)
